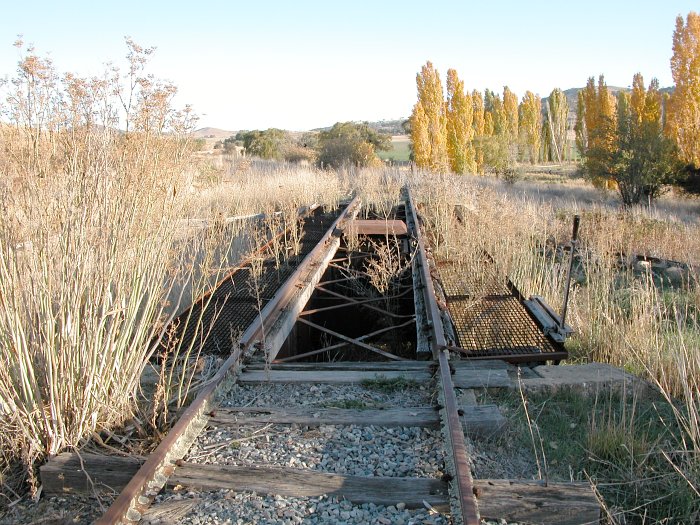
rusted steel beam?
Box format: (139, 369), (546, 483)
(275, 319), (415, 363)
(316, 277), (356, 286)
(298, 296), (398, 317)
(405, 188), (480, 525)
(314, 285), (415, 319)
(297, 317), (408, 361)
(96, 199), (359, 525)
(442, 344), (568, 364)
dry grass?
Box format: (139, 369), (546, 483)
(0, 41), (349, 504)
(409, 168), (700, 523)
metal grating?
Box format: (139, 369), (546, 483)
(437, 260), (564, 360)
(165, 207), (339, 355)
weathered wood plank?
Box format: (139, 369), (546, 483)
(171, 463), (448, 509)
(237, 369), (433, 384)
(142, 499), (202, 525)
(475, 478), (600, 525)
(246, 359), (512, 372)
(211, 406), (439, 427)
(452, 368), (512, 389)
(246, 361), (436, 372)
(452, 359), (512, 370)
(523, 363), (650, 396)
(42, 454), (599, 524)
(210, 404), (505, 437)
(40, 453), (145, 495)
(171, 465), (598, 524)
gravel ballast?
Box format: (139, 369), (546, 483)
(187, 423), (445, 478)
(221, 382), (435, 409)
(147, 490), (449, 525)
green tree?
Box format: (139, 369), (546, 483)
(579, 75), (678, 205)
(316, 122), (390, 169)
(576, 76), (618, 189)
(235, 129), (289, 160)
(222, 135), (238, 154)
(483, 89), (517, 175)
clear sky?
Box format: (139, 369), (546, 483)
(0, 1), (696, 131)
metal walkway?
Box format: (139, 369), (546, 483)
(438, 258), (567, 363)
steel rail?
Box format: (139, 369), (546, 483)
(96, 198), (359, 525)
(405, 188), (480, 525)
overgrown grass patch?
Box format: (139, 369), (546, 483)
(482, 386), (700, 524)
(360, 375), (420, 393)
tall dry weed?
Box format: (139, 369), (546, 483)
(0, 38), (227, 499)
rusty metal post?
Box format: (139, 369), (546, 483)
(560, 215), (580, 330)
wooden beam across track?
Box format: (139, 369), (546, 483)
(94, 198), (361, 525)
(44, 454), (600, 525)
(208, 404), (506, 437)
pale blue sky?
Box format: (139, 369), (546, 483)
(0, 1), (696, 131)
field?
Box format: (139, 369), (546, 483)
(377, 135), (411, 163)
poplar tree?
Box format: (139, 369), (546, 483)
(545, 88), (569, 162)
(446, 69), (476, 174)
(410, 101), (430, 168)
(519, 91), (541, 164)
(574, 89), (587, 155)
(483, 90), (515, 174)
(503, 86), (519, 141)
(486, 91), (506, 135)
(667, 12), (700, 168)
(577, 76), (616, 187)
(410, 62), (448, 172)
(472, 89), (486, 174)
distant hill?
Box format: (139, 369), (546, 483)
(193, 127), (235, 139)
(312, 119), (408, 136)
(364, 119), (408, 135)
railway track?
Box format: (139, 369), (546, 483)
(40, 189), (600, 524)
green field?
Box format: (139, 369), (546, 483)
(377, 135), (411, 162)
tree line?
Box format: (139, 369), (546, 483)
(410, 63), (570, 177)
(218, 122), (390, 169)
(410, 12), (700, 205)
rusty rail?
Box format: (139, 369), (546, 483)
(405, 188), (480, 525)
(96, 198), (359, 524)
